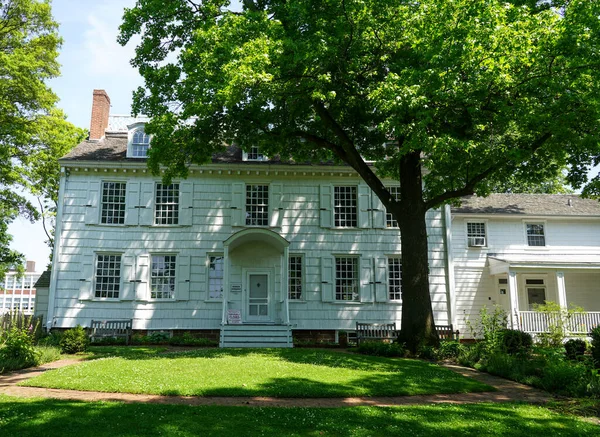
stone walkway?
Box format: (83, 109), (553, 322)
(0, 358), (552, 408)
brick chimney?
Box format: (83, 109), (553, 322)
(26, 260), (36, 272)
(89, 89), (111, 140)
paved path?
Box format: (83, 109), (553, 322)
(0, 358), (552, 408)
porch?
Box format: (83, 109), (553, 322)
(488, 254), (600, 335)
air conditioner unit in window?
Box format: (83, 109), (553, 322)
(468, 237), (486, 247)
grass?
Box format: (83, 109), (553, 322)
(21, 347), (492, 397)
(0, 395), (596, 436)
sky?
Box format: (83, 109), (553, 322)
(7, 0), (600, 272)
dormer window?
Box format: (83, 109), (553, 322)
(128, 126), (150, 158)
(243, 146), (266, 161)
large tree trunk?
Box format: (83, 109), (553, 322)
(395, 151), (439, 352)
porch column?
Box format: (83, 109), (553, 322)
(556, 271), (568, 310)
(508, 270), (519, 329)
(221, 246), (230, 325)
(282, 246), (290, 324)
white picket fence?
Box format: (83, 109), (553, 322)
(519, 311), (600, 334)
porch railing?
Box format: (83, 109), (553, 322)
(519, 311), (600, 335)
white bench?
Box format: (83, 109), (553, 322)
(90, 319), (132, 345)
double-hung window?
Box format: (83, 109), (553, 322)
(100, 182), (126, 224)
(526, 223), (545, 247)
(155, 183), (180, 225)
(467, 222), (487, 247)
(388, 258), (402, 301)
(150, 255), (176, 299)
(288, 255), (303, 300)
(246, 185), (269, 226)
(95, 254), (121, 298)
(334, 186), (357, 227)
(208, 255), (224, 299)
(246, 146), (265, 161)
(386, 186), (401, 228)
(335, 257), (359, 301)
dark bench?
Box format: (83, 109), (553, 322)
(436, 324), (460, 341)
(90, 319), (133, 345)
(356, 322), (397, 345)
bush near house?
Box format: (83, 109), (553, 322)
(455, 307), (600, 398)
(59, 326), (89, 354)
(590, 325), (600, 367)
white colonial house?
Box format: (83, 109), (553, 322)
(45, 90), (600, 345)
(45, 90), (451, 346)
(450, 194), (600, 336)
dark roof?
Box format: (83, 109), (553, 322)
(453, 194), (600, 217)
(60, 134), (341, 166)
(34, 271), (51, 288)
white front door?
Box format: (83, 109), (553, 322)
(247, 273), (270, 322)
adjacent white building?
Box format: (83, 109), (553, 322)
(1, 262), (41, 316)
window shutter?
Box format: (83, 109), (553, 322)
(121, 255), (135, 300)
(177, 255), (191, 301)
(321, 256), (334, 302)
(125, 182), (140, 226)
(231, 182), (244, 226)
(319, 185), (333, 228)
(358, 185), (371, 228)
(360, 257), (374, 302)
(139, 182), (154, 225)
(180, 182), (193, 226)
(375, 257), (388, 302)
(85, 181), (100, 224)
(135, 254), (149, 300)
(372, 191), (386, 229)
(79, 253), (94, 300)
(269, 183), (283, 227)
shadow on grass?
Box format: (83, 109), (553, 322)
(0, 396), (595, 437)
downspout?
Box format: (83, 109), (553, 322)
(46, 166), (68, 330)
(443, 205), (457, 328)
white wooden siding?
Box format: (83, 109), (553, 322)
(50, 171), (449, 330)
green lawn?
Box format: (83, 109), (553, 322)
(21, 347), (492, 397)
(0, 395), (596, 436)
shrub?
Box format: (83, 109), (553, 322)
(0, 327), (41, 371)
(464, 305), (508, 356)
(564, 339), (587, 361)
(37, 331), (63, 347)
(168, 333), (217, 347)
(357, 341), (406, 357)
(36, 345), (62, 364)
(457, 343), (484, 368)
(534, 301), (586, 348)
(591, 325), (600, 367)
(60, 325), (89, 354)
(498, 329), (533, 356)
(436, 341), (464, 360)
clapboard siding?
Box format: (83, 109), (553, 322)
(50, 171), (449, 330)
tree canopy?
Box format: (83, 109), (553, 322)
(119, 0), (600, 349)
(0, 0), (85, 275)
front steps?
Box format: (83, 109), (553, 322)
(220, 324), (293, 348)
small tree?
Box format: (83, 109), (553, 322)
(534, 301), (586, 348)
(465, 305), (508, 355)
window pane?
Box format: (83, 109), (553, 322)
(288, 256), (303, 300)
(209, 255), (224, 299)
(526, 224), (545, 246)
(385, 186), (400, 228)
(131, 129), (150, 157)
(334, 186), (357, 227)
(335, 257), (358, 301)
(95, 255), (121, 298)
(388, 258), (402, 301)
(101, 182), (126, 225)
(151, 255), (176, 299)
(155, 183), (180, 225)
(246, 185), (269, 226)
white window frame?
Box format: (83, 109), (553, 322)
(334, 256), (359, 302)
(385, 186), (401, 228)
(388, 257), (402, 301)
(524, 221), (547, 247)
(245, 184), (269, 226)
(94, 253), (123, 300)
(149, 254), (177, 300)
(154, 183), (180, 225)
(127, 124), (151, 158)
(100, 181), (127, 225)
(333, 186), (358, 228)
(207, 254), (224, 300)
(288, 254), (304, 300)
(524, 276), (547, 310)
(466, 220), (487, 248)
(242, 146), (267, 161)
